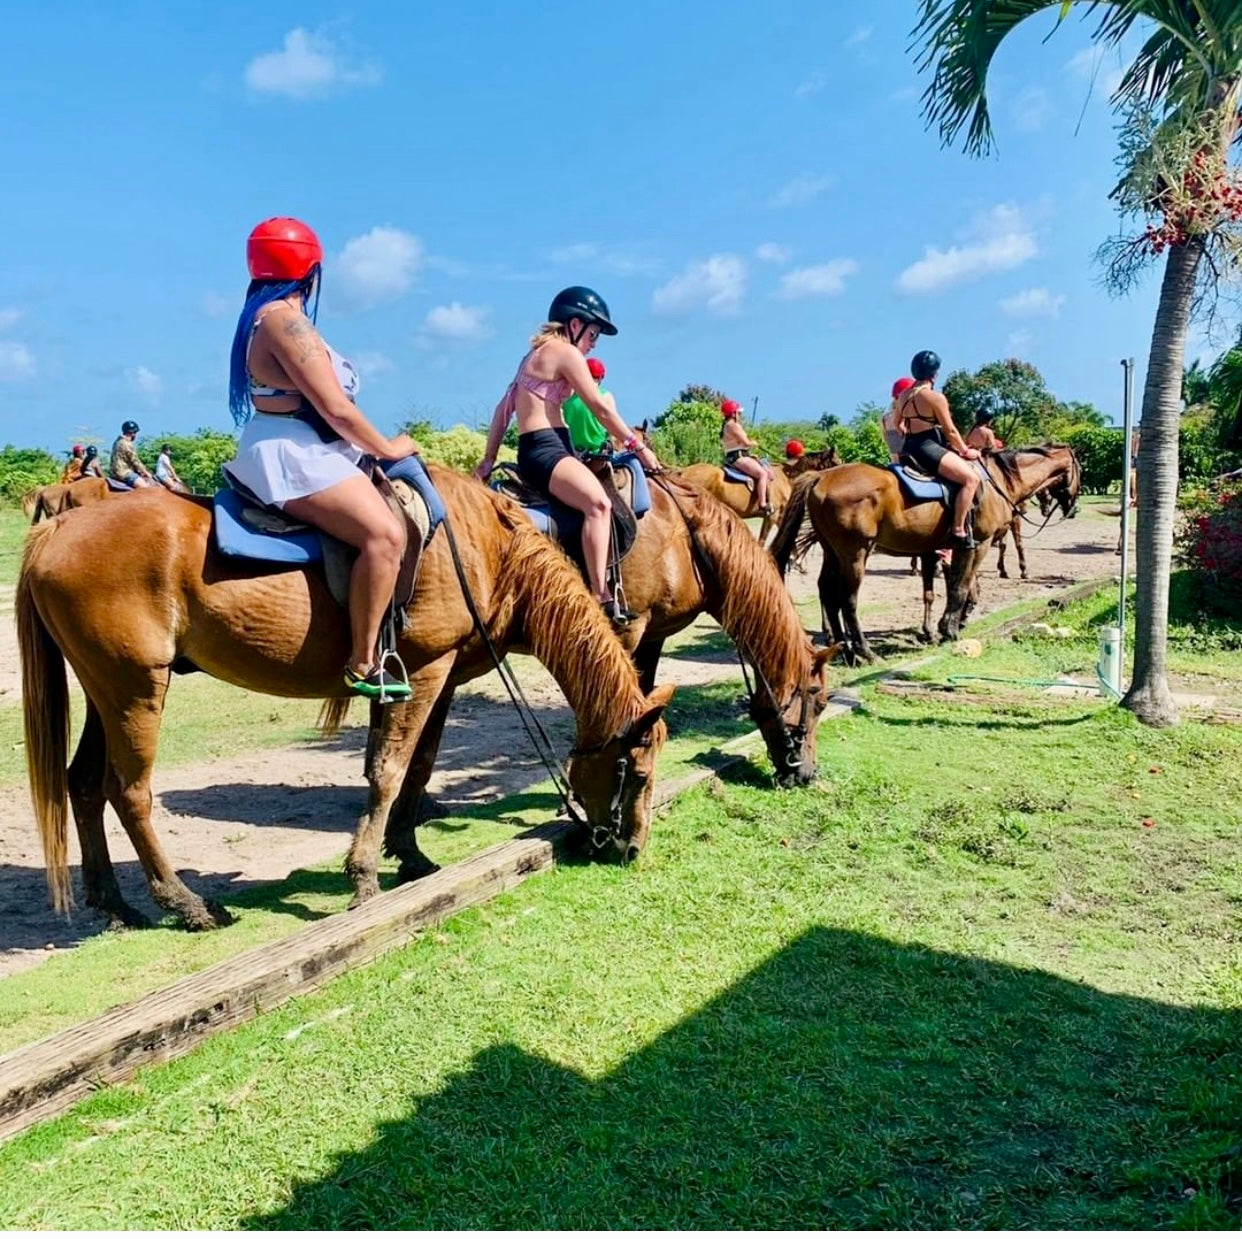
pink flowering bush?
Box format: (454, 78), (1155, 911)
(1176, 482), (1242, 617)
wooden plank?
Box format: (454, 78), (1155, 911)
(0, 823), (567, 1144)
(0, 693), (863, 1145)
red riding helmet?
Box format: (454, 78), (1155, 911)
(587, 357), (606, 380)
(247, 217), (323, 281)
(785, 439), (805, 458)
(720, 399), (742, 418)
(71, 444), (83, 456)
(891, 376), (916, 399)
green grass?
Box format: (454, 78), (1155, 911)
(0, 506), (26, 591)
(0, 685), (1239, 1229)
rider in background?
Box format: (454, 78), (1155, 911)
(897, 350), (982, 549)
(562, 356), (615, 455)
(110, 421), (155, 488)
(223, 216), (419, 702)
(155, 443), (190, 493)
(884, 377), (915, 462)
(720, 398), (772, 515)
(965, 410), (1005, 453)
(475, 286), (660, 626)
(784, 439), (806, 465)
(60, 445), (85, 484)
(80, 445), (104, 478)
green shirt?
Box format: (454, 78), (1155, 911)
(562, 386), (609, 453)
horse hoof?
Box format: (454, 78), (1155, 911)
(348, 877), (382, 908)
(395, 859), (440, 885)
(102, 904), (152, 931)
(184, 900), (235, 932)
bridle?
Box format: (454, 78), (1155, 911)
(652, 474), (817, 779)
(977, 449), (1078, 536)
(566, 740), (650, 852)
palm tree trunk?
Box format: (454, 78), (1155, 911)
(1121, 236), (1204, 727)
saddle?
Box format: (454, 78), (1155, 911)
(104, 477), (134, 492)
(723, 456), (773, 488)
(888, 460), (988, 509)
(213, 455), (445, 618)
(488, 452), (650, 607)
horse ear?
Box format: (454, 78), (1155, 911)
(620, 682), (675, 746)
(813, 643), (844, 670)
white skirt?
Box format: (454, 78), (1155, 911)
(227, 413), (364, 507)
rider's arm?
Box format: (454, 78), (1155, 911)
(477, 383), (517, 477)
(558, 347), (659, 466)
(263, 311), (417, 459)
(932, 393), (977, 458)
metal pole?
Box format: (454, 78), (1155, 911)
(1118, 358), (1135, 672)
(751, 396), (760, 424)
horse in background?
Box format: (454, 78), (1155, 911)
(674, 462), (793, 545)
(769, 446), (1081, 662)
(18, 470), (674, 930)
(782, 446), (842, 478)
(25, 477), (112, 524)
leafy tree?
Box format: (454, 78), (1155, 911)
(1183, 358), (1212, 407)
(139, 429), (238, 496)
(0, 444), (60, 504)
(1065, 426), (1125, 493)
(676, 383), (729, 406)
(817, 412), (840, 431)
(942, 360), (1061, 444)
(914, 0), (1242, 727)
(654, 398), (720, 431)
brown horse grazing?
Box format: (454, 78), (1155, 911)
(675, 461), (793, 545)
(26, 477), (112, 523)
(769, 446), (1081, 663)
(18, 471), (673, 930)
(781, 447), (842, 479)
(371, 476), (837, 873)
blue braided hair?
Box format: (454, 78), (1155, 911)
(227, 269), (321, 428)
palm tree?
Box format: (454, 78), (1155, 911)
(913, 1), (1242, 726)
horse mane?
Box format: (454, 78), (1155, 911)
(658, 476), (811, 693)
(500, 522), (646, 742)
(991, 444), (1067, 487)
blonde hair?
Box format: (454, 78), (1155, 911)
(529, 321), (567, 349)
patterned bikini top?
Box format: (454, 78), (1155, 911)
(247, 311), (360, 404)
(506, 350), (572, 410)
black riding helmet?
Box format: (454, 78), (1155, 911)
(122, 420), (140, 435)
(83, 445), (98, 461)
(548, 286), (618, 337)
(911, 350), (941, 381)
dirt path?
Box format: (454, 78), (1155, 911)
(0, 503), (1125, 979)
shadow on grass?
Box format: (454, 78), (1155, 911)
(249, 926), (1241, 1230)
(871, 705), (1101, 732)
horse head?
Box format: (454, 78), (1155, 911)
(566, 683), (674, 862)
(1045, 445), (1081, 518)
(747, 644), (838, 787)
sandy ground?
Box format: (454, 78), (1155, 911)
(0, 504), (1125, 979)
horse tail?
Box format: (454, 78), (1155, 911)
(769, 472), (817, 577)
(20, 487), (40, 519)
(17, 526), (73, 912)
(317, 698), (352, 736)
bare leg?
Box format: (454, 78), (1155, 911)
(347, 655), (457, 904)
(283, 473), (405, 676)
(732, 456), (770, 511)
(547, 456), (614, 602)
(936, 454), (981, 539)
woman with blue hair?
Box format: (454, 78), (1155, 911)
(223, 217), (419, 701)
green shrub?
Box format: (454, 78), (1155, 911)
(137, 430), (239, 495)
(0, 445), (60, 505)
(1065, 426), (1124, 493)
(415, 424), (491, 472)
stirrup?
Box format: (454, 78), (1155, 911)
(602, 597), (638, 628)
(344, 651), (412, 704)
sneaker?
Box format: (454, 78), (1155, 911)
(343, 664), (413, 702)
(601, 598), (638, 627)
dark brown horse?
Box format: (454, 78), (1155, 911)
(367, 474), (837, 883)
(769, 446), (1081, 662)
(782, 446), (842, 478)
(18, 470), (674, 930)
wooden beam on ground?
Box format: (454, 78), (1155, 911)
(0, 691), (862, 1145)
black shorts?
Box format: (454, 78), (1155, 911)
(724, 448), (751, 466)
(518, 427), (575, 497)
(903, 428), (950, 474)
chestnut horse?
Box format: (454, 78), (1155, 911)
(25, 477), (112, 524)
(18, 470), (673, 931)
(769, 446), (1081, 663)
(675, 462), (793, 545)
(781, 446), (842, 479)
(368, 475), (837, 876)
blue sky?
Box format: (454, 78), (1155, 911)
(0, 1), (1221, 452)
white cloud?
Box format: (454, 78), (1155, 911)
(794, 71), (826, 99)
(652, 255), (746, 317)
(546, 241), (660, 277)
(417, 302), (493, 346)
(895, 203), (1038, 295)
(130, 365), (163, 403)
(1065, 46), (1125, 99)
(0, 308), (22, 331)
(845, 25), (873, 47)
(1012, 85), (1051, 132)
(333, 226), (423, 311)
(1000, 287), (1065, 318)
(0, 340), (34, 381)
(1007, 328), (1034, 354)
(200, 291), (230, 318)
(244, 27), (381, 101)
(354, 350), (396, 377)
(769, 175), (832, 208)
(779, 259), (859, 299)
(756, 242), (792, 265)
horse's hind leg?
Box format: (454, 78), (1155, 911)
(919, 553), (938, 643)
(69, 697), (149, 929)
(349, 654), (456, 903)
(87, 668), (234, 931)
